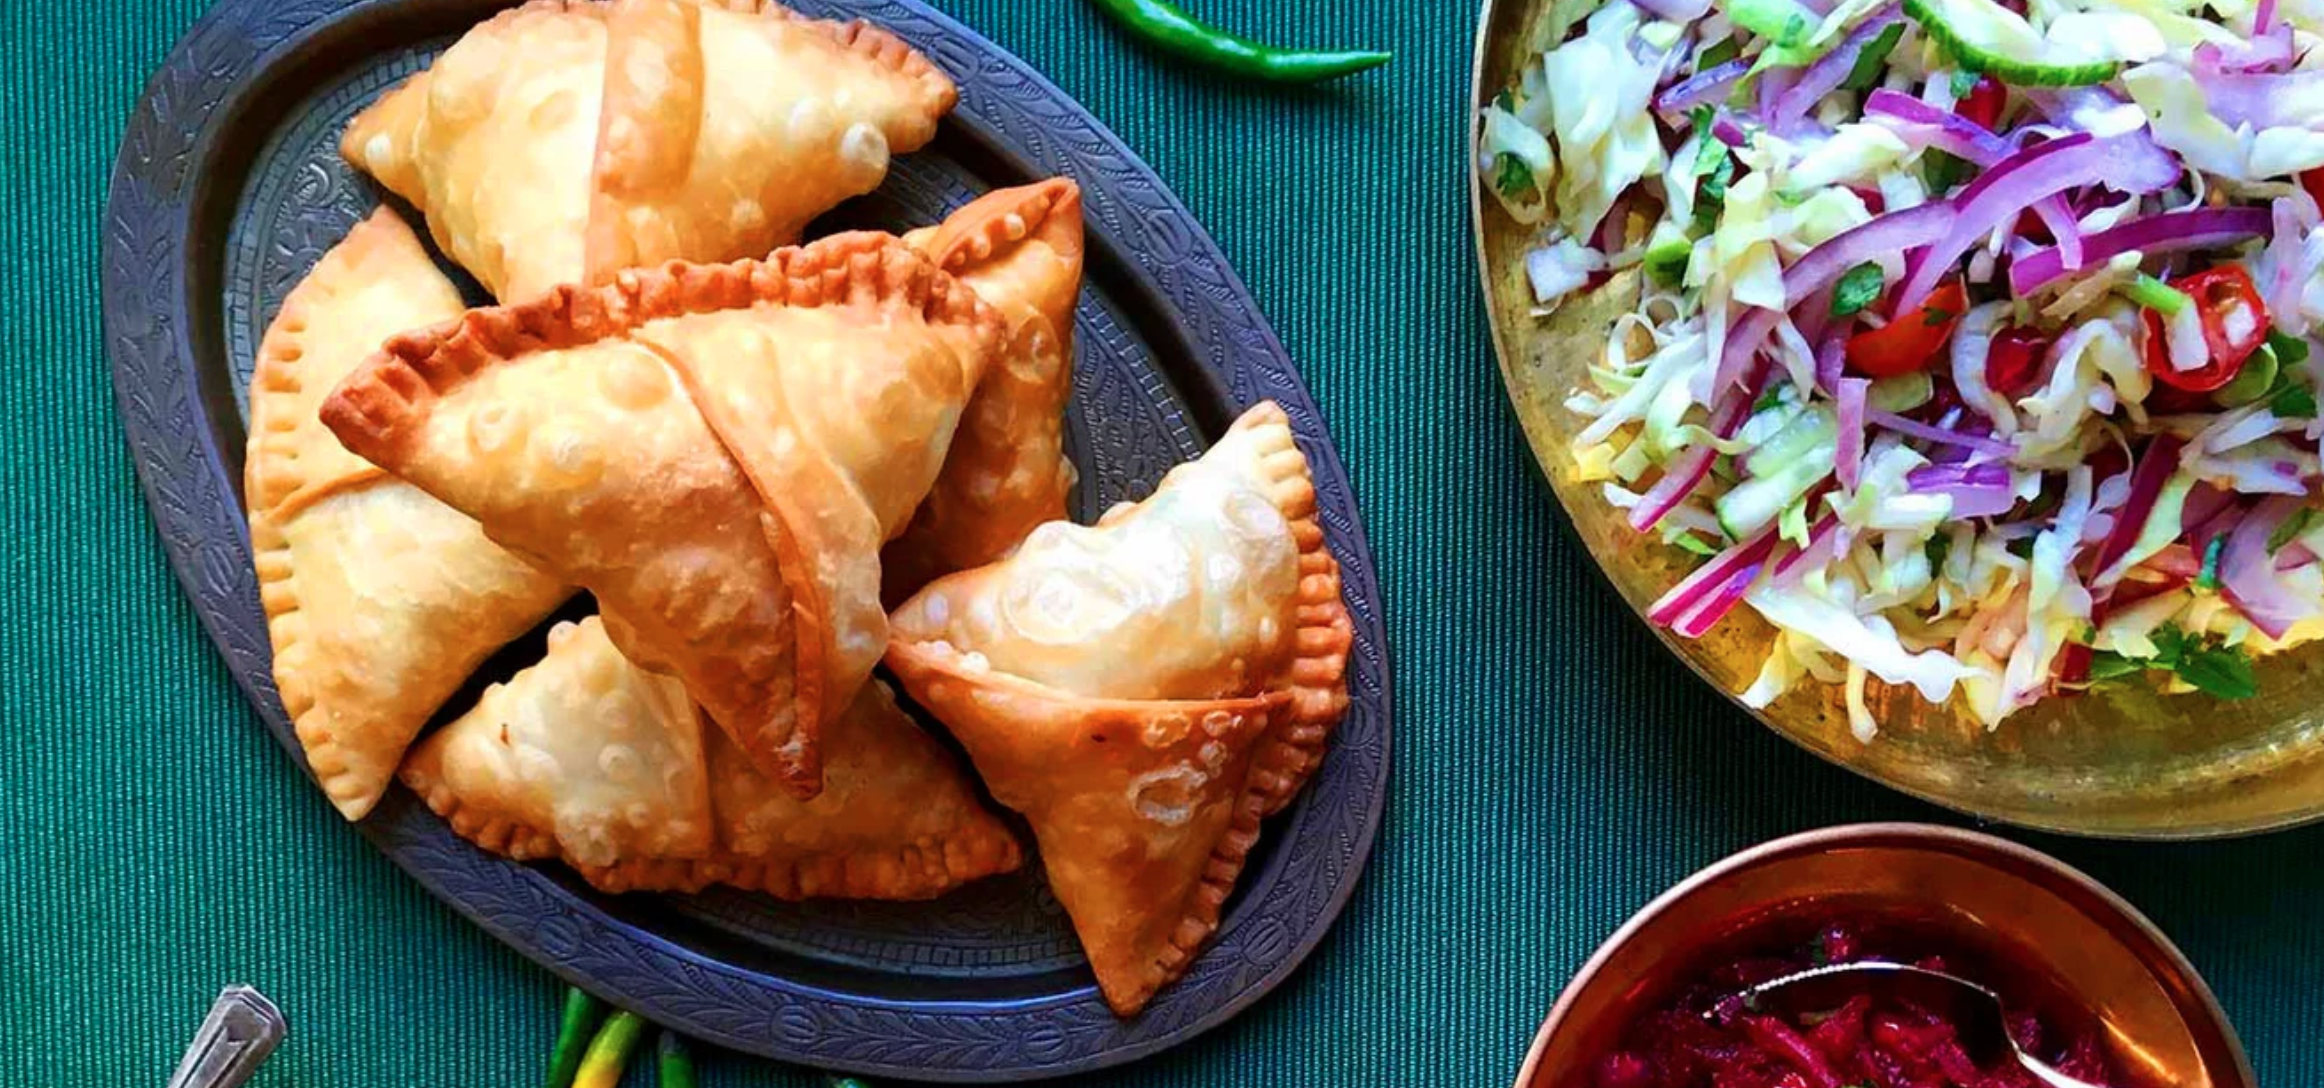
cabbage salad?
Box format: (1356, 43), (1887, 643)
(1478, 0), (2324, 737)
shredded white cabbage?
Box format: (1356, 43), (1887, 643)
(1490, 0), (2324, 733)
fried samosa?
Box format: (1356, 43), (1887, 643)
(342, 0), (956, 302)
(883, 178), (1085, 602)
(322, 232), (1003, 799)
(883, 401), (1353, 1015)
(401, 616), (1021, 899)
(246, 208), (571, 821)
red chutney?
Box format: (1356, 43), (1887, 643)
(1594, 923), (2118, 1088)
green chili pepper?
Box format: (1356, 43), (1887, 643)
(574, 1012), (648, 1088)
(546, 987), (607, 1088)
(1085, 0), (1390, 83)
(657, 1032), (699, 1088)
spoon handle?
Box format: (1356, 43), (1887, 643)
(166, 985), (286, 1088)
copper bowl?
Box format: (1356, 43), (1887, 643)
(1514, 824), (2254, 1088)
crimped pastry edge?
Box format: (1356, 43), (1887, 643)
(399, 732), (1025, 901)
(1225, 400), (1355, 818)
(881, 638), (1291, 1016)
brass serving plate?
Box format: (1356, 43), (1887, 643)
(1513, 824), (2255, 1088)
(1470, 0), (2324, 837)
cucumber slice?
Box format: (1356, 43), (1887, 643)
(1868, 371), (1934, 413)
(1902, 0), (2119, 86)
(1727, 0), (1821, 49)
(1718, 407), (1837, 537)
(2214, 344), (2281, 408)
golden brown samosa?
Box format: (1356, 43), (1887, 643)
(883, 178), (1085, 602)
(883, 401), (1353, 1014)
(246, 208), (571, 821)
(342, 0), (956, 302)
(401, 616), (1021, 899)
(321, 232), (1003, 799)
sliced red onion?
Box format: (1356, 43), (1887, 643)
(2190, 497), (2246, 556)
(1773, 515), (1844, 584)
(2258, 0), (2280, 34)
(1771, 10), (1903, 124)
(1780, 202), (1957, 308)
(2221, 496), (2324, 638)
(1630, 0), (1713, 21)
(2031, 200), (2084, 272)
(2277, 541), (2318, 570)
(2143, 542), (2203, 578)
(1905, 462), (2016, 516)
(2089, 435), (2186, 587)
(2181, 481), (2236, 534)
(1650, 524), (1783, 631)
(1669, 547), (1778, 637)
(2025, 85), (2150, 139)
(2195, 24), (2293, 74)
(2261, 198), (2310, 325)
(2007, 208), (2273, 296)
(1656, 59), (1750, 116)
(1815, 333), (1845, 395)
(1863, 89), (2013, 163)
(1631, 357), (1775, 530)
(2190, 66), (2324, 131)
(1868, 410), (2017, 454)
(1711, 308), (1781, 394)
(1837, 377), (1870, 491)
(1899, 133), (2180, 311)
(1712, 113), (1752, 148)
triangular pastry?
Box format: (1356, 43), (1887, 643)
(342, 0), (956, 302)
(883, 401), (1353, 1014)
(884, 178), (1085, 602)
(401, 616), (1022, 899)
(321, 232), (1004, 798)
(246, 208), (570, 821)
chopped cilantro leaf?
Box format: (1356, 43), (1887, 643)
(1922, 306), (1957, 327)
(1700, 36), (1741, 69)
(2268, 329), (2310, 367)
(2270, 381), (2318, 419)
(2176, 642), (2259, 699)
(1922, 150), (1969, 196)
(1493, 153), (1533, 199)
(2152, 624), (2260, 699)
(1950, 68), (1982, 99)
(1755, 386), (1786, 413)
(2083, 650), (2146, 683)
(1925, 534), (1952, 569)
(1843, 24), (1906, 92)
(2006, 536), (2035, 559)
(1692, 152), (1735, 236)
(1493, 88), (1516, 111)
(1832, 262), (1886, 317)
(1673, 533), (1721, 557)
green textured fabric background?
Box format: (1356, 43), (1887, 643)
(5, 0), (2320, 1084)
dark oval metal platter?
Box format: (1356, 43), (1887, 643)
(102, 0), (1391, 1078)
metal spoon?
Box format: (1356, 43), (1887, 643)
(1725, 961), (2107, 1088)
(166, 985), (286, 1088)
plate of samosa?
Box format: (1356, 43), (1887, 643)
(105, 0), (1388, 1076)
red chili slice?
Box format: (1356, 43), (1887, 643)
(1847, 280), (1969, 379)
(2139, 266), (2270, 393)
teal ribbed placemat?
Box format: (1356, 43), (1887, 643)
(5, 1), (2318, 1084)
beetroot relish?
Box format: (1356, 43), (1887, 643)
(1592, 924), (2117, 1088)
